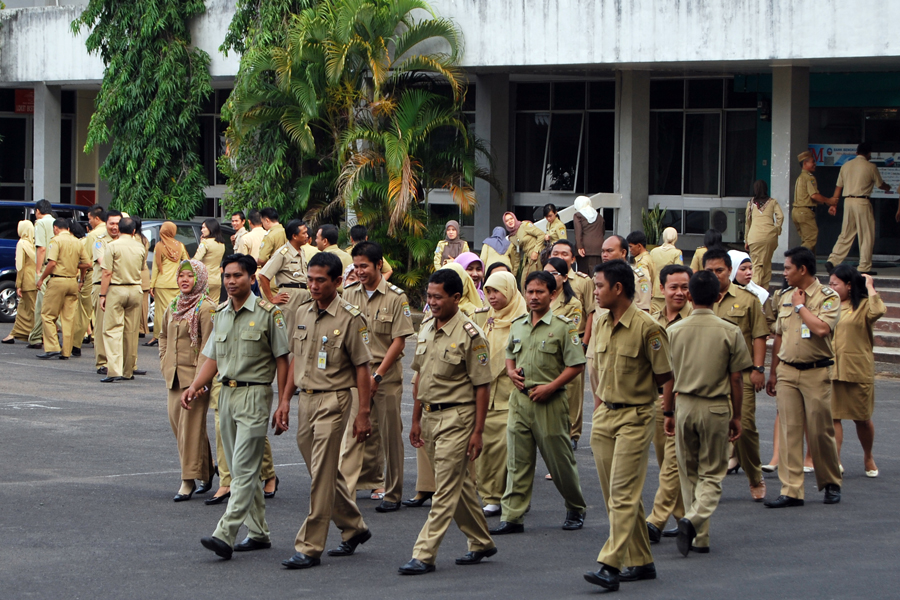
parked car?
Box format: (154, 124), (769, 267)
(0, 201), (89, 323)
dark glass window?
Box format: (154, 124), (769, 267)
(649, 112), (684, 195)
(650, 80), (684, 110)
(0, 188), (25, 200)
(544, 114), (583, 191)
(602, 208), (614, 231)
(0, 118), (27, 183)
(586, 112), (615, 193)
(515, 112), (550, 193)
(513, 206), (542, 223)
(687, 79), (724, 109)
(724, 111), (757, 197)
(684, 210), (710, 234)
(516, 83), (551, 111)
(0, 89), (15, 112)
(553, 82), (585, 110)
(61, 91), (76, 115)
(726, 86), (757, 109)
(462, 84), (476, 112)
(865, 109), (900, 151)
(683, 113), (720, 195)
(808, 108), (863, 144)
(588, 81), (615, 110)
(660, 209), (682, 233)
(0, 207), (26, 239)
(60, 118), (73, 185)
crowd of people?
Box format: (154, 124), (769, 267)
(2, 142), (891, 590)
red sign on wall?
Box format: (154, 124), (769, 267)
(15, 89), (34, 114)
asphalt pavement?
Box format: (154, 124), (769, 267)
(1, 322), (899, 599)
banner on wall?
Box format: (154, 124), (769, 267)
(808, 145), (899, 198)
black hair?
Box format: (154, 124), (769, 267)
(484, 261), (511, 280)
(88, 204), (107, 222)
(319, 224), (339, 245)
(525, 270), (557, 294)
(689, 270), (721, 306)
(202, 218), (226, 244)
(429, 268), (463, 297)
(608, 235), (628, 254)
(53, 217), (69, 230)
(118, 217), (136, 235)
(247, 209), (262, 226)
(349, 224), (368, 243)
(625, 230), (647, 247)
(221, 253), (258, 276)
(857, 142), (872, 156)
(69, 219), (86, 238)
(35, 199), (52, 216)
(702, 248), (732, 269)
(660, 264), (693, 287)
(133, 216), (147, 242)
(106, 209), (122, 219)
(351, 241), (383, 265)
(831, 264), (867, 310)
(231, 210), (245, 220)
(546, 257), (575, 304)
(542, 203), (558, 217)
(784, 246), (816, 277)
(703, 228), (724, 251)
(259, 207), (279, 222)
(752, 179), (769, 202)
(308, 250), (343, 280)
(285, 219), (307, 241)
(551, 239), (577, 256)
(594, 259), (635, 300)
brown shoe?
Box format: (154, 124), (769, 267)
(750, 480), (766, 502)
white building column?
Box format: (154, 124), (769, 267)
(614, 70), (650, 237)
(33, 83), (62, 203)
(474, 73), (510, 244)
(770, 66), (810, 260)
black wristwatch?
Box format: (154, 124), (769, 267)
(663, 410), (674, 417)
(373, 373), (383, 383)
(752, 365), (765, 373)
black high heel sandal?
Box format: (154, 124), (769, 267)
(401, 492), (434, 507)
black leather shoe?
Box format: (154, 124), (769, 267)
(1, 337), (14, 344)
(376, 500), (401, 513)
(662, 526), (679, 537)
(646, 522), (661, 544)
(71, 348), (81, 357)
(327, 529), (371, 556)
(619, 562), (657, 582)
(133, 369), (147, 375)
(398, 558), (435, 575)
(26, 343), (42, 349)
(824, 484), (841, 504)
(563, 511), (585, 530)
(764, 495), (804, 508)
(264, 476), (279, 499)
(825, 261), (835, 275)
(200, 536), (233, 560)
(282, 552), (320, 569)
(174, 483), (196, 502)
(676, 518), (696, 557)
(58, 355), (69, 360)
(120, 376), (135, 380)
(690, 545), (710, 553)
(584, 564), (620, 590)
(482, 505), (501, 517)
(490, 521), (524, 535)
(401, 492), (433, 507)
(36, 352), (60, 359)
(205, 491), (230, 505)
(97, 367), (107, 375)
(100, 376), (121, 383)
(234, 536), (271, 552)
(455, 546), (497, 565)
(196, 480), (214, 495)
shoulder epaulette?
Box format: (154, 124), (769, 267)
(216, 301), (229, 311)
(343, 280), (361, 290)
(474, 307), (489, 314)
(512, 314), (529, 322)
(633, 266), (645, 277)
(257, 298), (276, 312)
(280, 247), (288, 256)
(299, 296), (315, 305)
(388, 283), (405, 295)
(343, 303), (362, 317)
(462, 321), (479, 339)
(575, 271), (590, 279)
(555, 314), (573, 324)
(822, 285), (837, 296)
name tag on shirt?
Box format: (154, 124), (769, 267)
(318, 350), (327, 369)
(801, 323), (811, 339)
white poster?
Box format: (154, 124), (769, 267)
(807, 145), (899, 199)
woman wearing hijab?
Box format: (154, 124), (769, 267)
(432, 220), (469, 271)
(649, 227), (683, 313)
(146, 222), (189, 347)
(478, 271), (527, 517)
(744, 180), (784, 291)
(572, 196), (605, 274)
(159, 260), (217, 501)
(3, 221), (37, 344)
(727, 249), (769, 305)
(480, 226), (513, 271)
(455, 252), (487, 305)
(194, 218), (226, 302)
(503, 211), (544, 289)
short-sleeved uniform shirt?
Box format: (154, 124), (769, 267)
(506, 310), (586, 401)
(237, 226), (267, 260)
(634, 252), (655, 292)
(85, 223), (108, 283)
(260, 242), (307, 287)
(47, 231), (90, 277)
(668, 309), (753, 398)
(102, 235), (146, 285)
(633, 266), (652, 311)
(550, 294), (584, 335)
(412, 310), (492, 406)
(201, 295), (291, 383)
(837, 155), (885, 197)
(593, 302), (673, 404)
(258, 223), (287, 265)
(653, 304), (692, 330)
(775, 280), (841, 363)
(34, 214), (55, 256)
(569, 269), (596, 320)
(291, 294), (372, 391)
(793, 170), (820, 208)
(323, 244), (353, 272)
(713, 283), (769, 359)
(342, 278), (415, 365)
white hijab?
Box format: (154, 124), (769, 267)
(574, 196), (598, 224)
(727, 250), (769, 305)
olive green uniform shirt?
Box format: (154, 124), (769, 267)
(506, 310), (586, 400)
(47, 231), (90, 278)
(774, 280), (841, 363)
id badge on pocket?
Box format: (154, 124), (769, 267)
(317, 350), (327, 369)
(801, 323), (811, 339)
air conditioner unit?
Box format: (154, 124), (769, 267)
(709, 208), (745, 244)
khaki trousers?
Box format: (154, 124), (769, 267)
(28, 280), (46, 344)
(41, 277), (78, 355)
(792, 206), (818, 254)
(501, 391), (586, 523)
(11, 289), (36, 340)
(647, 397), (685, 530)
(140, 290), (150, 335)
(211, 379), (275, 487)
(412, 403), (494, 564)
(590, 402), (655, 571)
(294, 390), (367, 558)
(72, 278), (93, 349)
(775, 364), (842, 498)
(167, 386), (214, 481)
(476, 407), (509, 506)
(733, 372), (763, 486)
(102, 284), (142, 378)
(748, 236), (778, 291)
(212, 385), (273, 545)
(828, 197), (875, 272)
(92, 284), (107, 368)
(674, 395), (731, 549)
(340, 388), (385, 492)
(414, 445), (437, 493)
(569, 372), (585, 441)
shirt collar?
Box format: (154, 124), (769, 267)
(618, 302), (639, 329)
(308, 293), (341, 317)
(228, 293), (259, 315)
(802, 278), (822, 296)
(435, 309), (464, 335)
(691, 308), (715, 315)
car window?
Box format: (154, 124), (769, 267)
(178, 226), (199, 257)
(0, 206), (26, 240)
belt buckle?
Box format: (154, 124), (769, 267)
(423, 404), (432, 413)
(228, 380), (237, 388)
(305, 389), (314, 395)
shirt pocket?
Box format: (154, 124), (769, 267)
(616, 344), (640, 373)
(374, 312), (393, 335)
(537, 339), (560, 370)
(292, 328), (308, 358)
(326, 337), (344, 361)
(215, 332), (228, 358)
(725, 307), (746, 324)
(434, 350), (464, 379)
(240, 329), (263, 356)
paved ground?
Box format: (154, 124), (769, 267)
(2, 322), (899, 599)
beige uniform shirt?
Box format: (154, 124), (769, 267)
(668, 309), (753, 398)
(653, 304), (692, 330)
(775, 280), (841, 363)
(48, 231), (90, 278)
(633, 265), (652, 311)
(649, 245), (683, 299)
(832, 295), (886, 383)
(291, 294), (373, 391)
(86, 223), (108, 284)
(34, 214), (55, 261)
(260, 242), (307, 286)
(412, 310), (492, 405)
(103, 235), (147, 285)
(258, 223), (287, 265)
(323, 244), (353, 272)
(547, 219), (567, 244)
(550, 294), (584, 335)
(634, 252), (655, 291)
(237, 226), (266, 260)
(593, 302), (672, 405)
(837, 155), (884, 197)
(713, 284), (769, 357)
(194, 239), (225, 278)
(690, 247), (707, 273)
(569, 270), (596, 319)
(793, 170), (820, 208)
(159, 297), (217, 389)
(745, 198), (785, 244)
(342, 278), (415, 366)
(150, 245), (189, 289)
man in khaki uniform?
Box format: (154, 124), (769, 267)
(237, 209), (266, 260)
(399, 268), (496, 575)
(257, 207), (287, 267)
(491, 270), (587, 535)
(704, 249), (770, 501)
(259, 219), (312, 334)
(230, 210), (247, 250)
(646, 264), (692, 543)
(35, 219), (90, 359)
(626, 230), (656, 291)
(663, 270), (752, 556)
(765, 247), (843, 508)
(274, 252), (373, 569)
(99, 218), (146, 382)
(27, 200), (57, 348)
(792, 151), (835, 253)
(72, 215), (99, 357)
(826, 142), (892, 275)
(316, 224), (353, 272)
(183, 254), (290, 560)
(94, 210), (120, 373)
(600, 235), (651, 311)
(584, 259), (673, 591)
(346, 224), (393, 280)
(341, 241), (415, 512)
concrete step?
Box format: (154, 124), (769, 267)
(874, 317), (900, 333)
(875, 347), (900, 365)
(875, 332), (900, 348)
